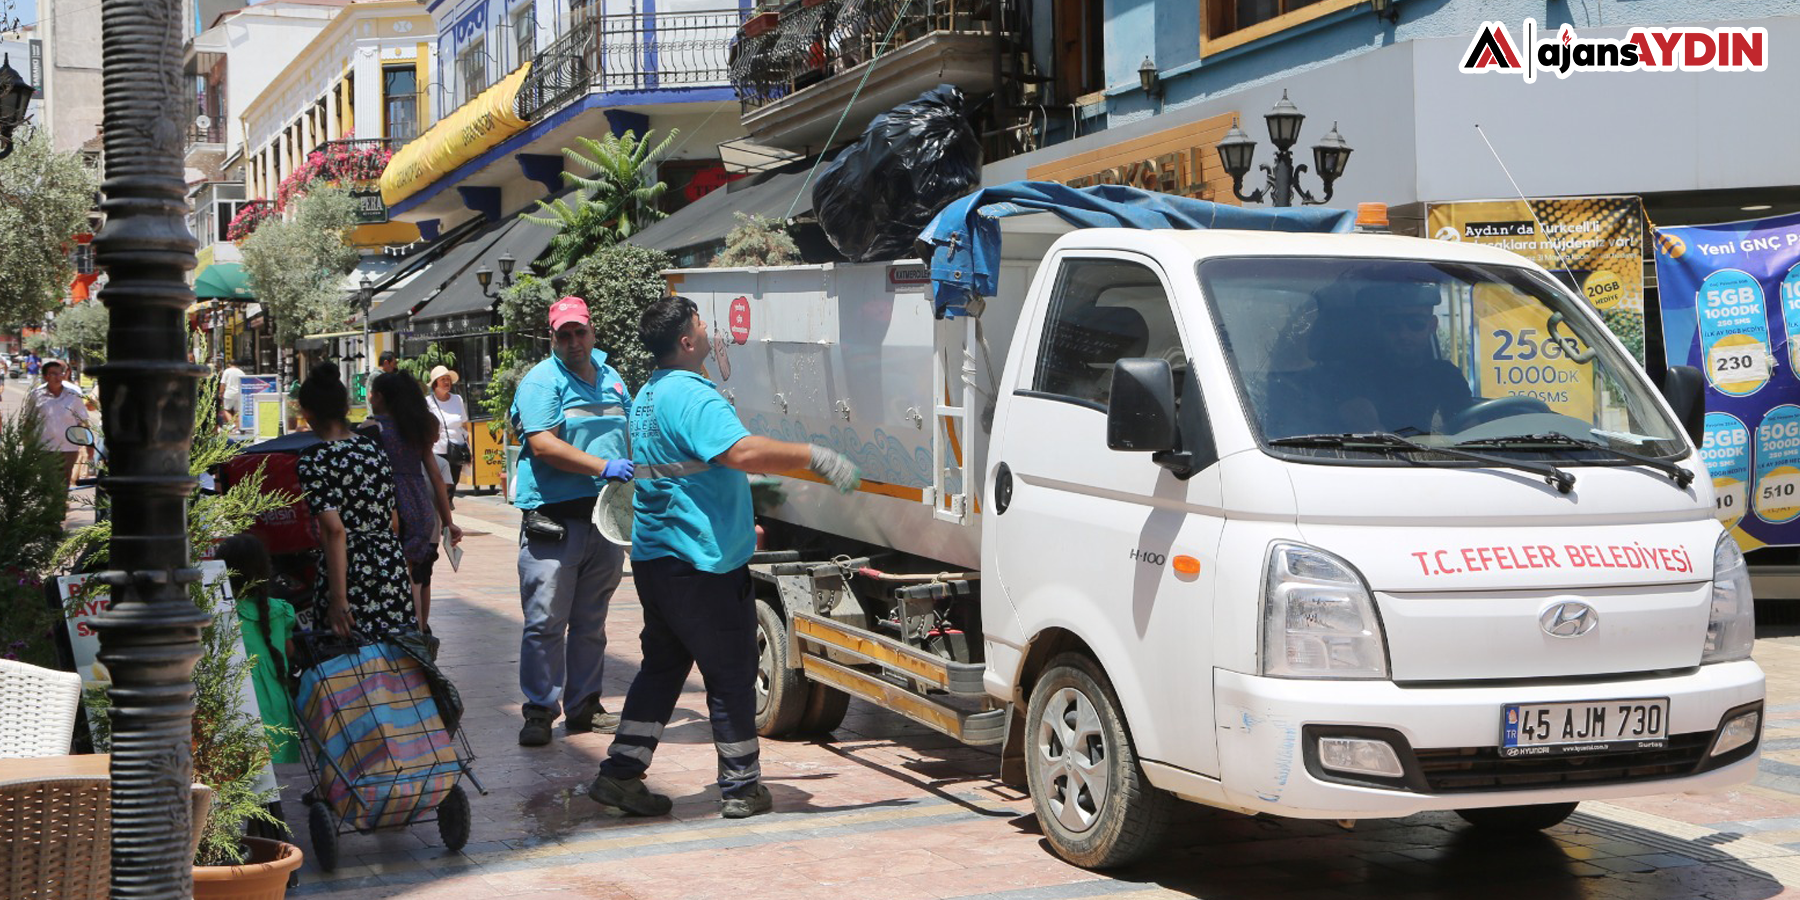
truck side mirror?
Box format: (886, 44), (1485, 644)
(1656, 365), (1705, 448)
(1107, 358), (1178, 453)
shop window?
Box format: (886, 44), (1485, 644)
(384, 66), (418, 142)
(1053, 0), (1105, 104)
(512, 4), (536, 69)
(1203, 0), (1352, 53)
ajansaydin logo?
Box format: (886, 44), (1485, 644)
(1460, 20), (1767, 83)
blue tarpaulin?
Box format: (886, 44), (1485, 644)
(919, 181), (1357, 317)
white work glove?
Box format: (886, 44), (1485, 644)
(807, 445), (862, 494)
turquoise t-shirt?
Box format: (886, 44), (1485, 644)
(629, 369), (754, 573)
(510, 350), (632, 510)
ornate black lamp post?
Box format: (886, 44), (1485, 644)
(0, 54), (36, 159)
(1215, 90), (1353, 207)
(90, 0), (209, 895)
(475, 250), (515, 298)
(359, 273), (374, 378)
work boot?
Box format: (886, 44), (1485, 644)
(518, 705), (555, 747)
(564, 692), (620, 734)
(720, 783), (773, 819)
(588, 773), (673, 817)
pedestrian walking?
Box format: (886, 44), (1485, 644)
(426, 365), (471, 495)
(587, 295), (861, 820)
(214, 532), (301, 764)
(220, 357), (247, 431)
(25, 350), (40, 389)
(294, 363), (417, 639)
(28, 359), (91, 486)
(378, 350), (399, 374)
(511, 295), (635, 747)
(362, 370), (462, 633)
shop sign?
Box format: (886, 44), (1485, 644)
(1025, 112), (1239, 201)
(351, 189), (389, 224)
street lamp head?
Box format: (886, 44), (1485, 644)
(1216, 118), (1257, 180)
(1137, 56), (1161, 98)
(497, 250), (516, 282)
(475, 265), (493, 290)
(0, 54), (35, 161)
(1265, 89), (1305, 150)
(1312, 121), (1353, 182)
(1370, 0), (1400, 24)
(358, 274), (374, 309)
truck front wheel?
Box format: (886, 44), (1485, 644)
(754, 598), (807, 737)
(1025, 652), (1172, 868)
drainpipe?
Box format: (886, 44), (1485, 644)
(92, 0), (210, 895)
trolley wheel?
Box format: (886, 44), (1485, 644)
(307, 801), (338, 872)
(796, 682), (850, 735)
(438, 783), (472, 853)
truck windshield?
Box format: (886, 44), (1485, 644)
(1197, 256), (1684, 462)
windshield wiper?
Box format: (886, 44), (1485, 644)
(1453, 432), (1694, 488)
(1269, 432), (1575, 493)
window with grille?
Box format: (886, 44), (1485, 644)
(458, 38), (488, 104)
(512, 5), (536, 69)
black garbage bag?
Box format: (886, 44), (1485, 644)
(813, 84), (981, 262)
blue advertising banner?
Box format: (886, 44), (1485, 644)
(1656, 210), (1800, 550)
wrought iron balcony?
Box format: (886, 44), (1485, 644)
(730, 0), (989, 112)
(515, 9), (747, 122)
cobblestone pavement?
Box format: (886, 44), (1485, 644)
(240, 491), (1800, 900)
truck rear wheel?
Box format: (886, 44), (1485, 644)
(1455, 802), (1578, 832)
(754, 598), (808, 737)
(1025, 652), (1172, 868)
(796, 682), (850, 735)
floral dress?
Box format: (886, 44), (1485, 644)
(297, 434), (414, 637)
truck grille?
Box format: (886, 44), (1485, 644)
(1414, 733), (1713, 792)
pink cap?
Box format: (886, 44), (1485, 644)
(549, 295), (590, 332)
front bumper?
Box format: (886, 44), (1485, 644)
(1203, 661), (1764, 818)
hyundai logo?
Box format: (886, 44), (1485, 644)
(1540, 601), (1599, 638)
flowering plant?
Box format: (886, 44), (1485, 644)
(225, 199), (275, 242)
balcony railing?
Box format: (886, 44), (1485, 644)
(730, 0), (986, 112)
(515, 9), (747, 122)
(188, 119), (225, 146)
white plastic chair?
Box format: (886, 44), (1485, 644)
(0, 660), (83, 759)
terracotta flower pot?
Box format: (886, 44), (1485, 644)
(193, 837), (304, 900)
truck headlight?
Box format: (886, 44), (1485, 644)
(1261, 542), (1389, 679)
(1702, 533), (1755, 664)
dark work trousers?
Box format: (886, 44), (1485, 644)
(599, 556), (761, 798)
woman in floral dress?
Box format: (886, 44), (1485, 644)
(295, 363), (415, 638)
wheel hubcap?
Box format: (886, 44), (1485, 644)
(1036, 685), (1109, 834)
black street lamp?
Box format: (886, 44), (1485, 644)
(91, 0), (209, 893)
(359, 274), (375, 379)
(0, 53), (36, 160)
(1215, 90), (1354, 207)
(476, 251), (515, 298)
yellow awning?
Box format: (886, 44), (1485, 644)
(381, 63), (534, 207)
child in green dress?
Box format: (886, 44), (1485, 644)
(215, 532), (300, 764)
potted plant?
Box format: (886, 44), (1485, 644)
(60, 378), (305, 896)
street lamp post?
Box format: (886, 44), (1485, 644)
(359, 274), (374, 385)
(90, 0), (209, 894)
(1215, 90), (1354, 207)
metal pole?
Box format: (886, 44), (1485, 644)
(91, 0), (209, 894)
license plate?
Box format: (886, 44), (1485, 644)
(1500, 698), (1670, 757)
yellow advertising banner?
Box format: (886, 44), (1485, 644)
(380, 62), (534, 206)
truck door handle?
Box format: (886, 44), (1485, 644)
(994, 462), (1013, 514)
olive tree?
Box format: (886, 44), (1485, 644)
(239, 183), (360, 346)
(0, 133), (100, 327)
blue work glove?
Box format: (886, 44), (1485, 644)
(807, 445), (862, 494)
(601, 458), (635, 481)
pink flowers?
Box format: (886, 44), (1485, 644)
(226, 200), (275, 242)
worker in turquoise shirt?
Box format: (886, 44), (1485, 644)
(511, 295), (635, 747)
(588, 295), (860, 821)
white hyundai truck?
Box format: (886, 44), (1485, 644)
(665, 205), (1764, 868)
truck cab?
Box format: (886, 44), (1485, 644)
(672, 211), (1762, 870)
(979, 227), (1760, 865)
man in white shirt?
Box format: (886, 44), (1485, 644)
(220, 358), (247, 431)
(30, 359), (91, 485)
